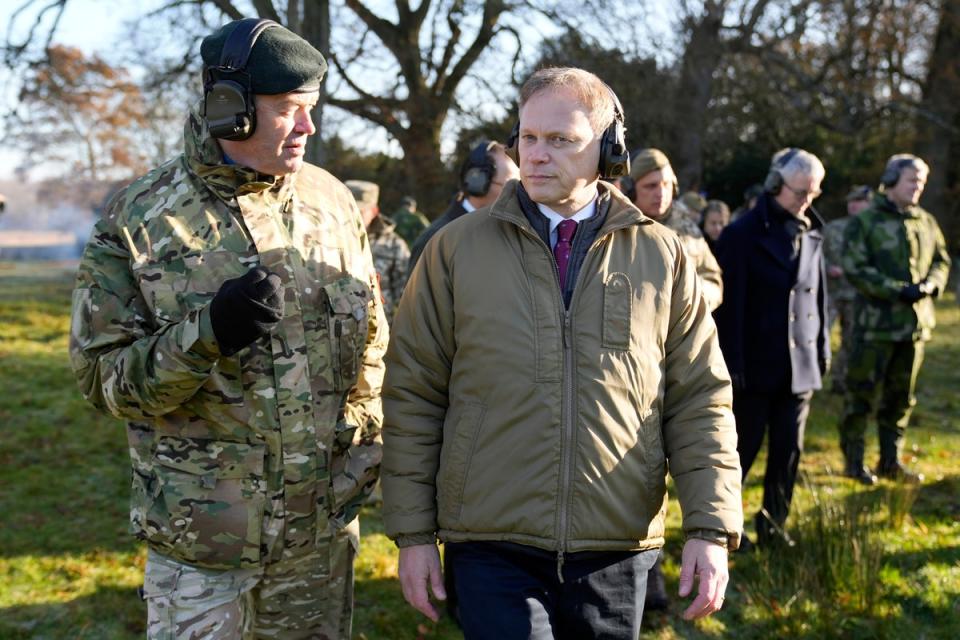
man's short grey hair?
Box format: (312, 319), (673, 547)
(519, 67), (616, 135)
(771, 148), (825, 184)
(884, 153), (929, 179)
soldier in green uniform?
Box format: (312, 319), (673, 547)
(347, 180), (410, 322)
(390, 195), (430, 247)
(839, 155), (950, 484)
(823, 185), (872, 394)
(631, 148), (723, 311)
(69, 19), (388, 639)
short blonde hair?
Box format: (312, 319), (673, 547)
(519, 67), (616, 135)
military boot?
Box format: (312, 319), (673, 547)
(842, 441), (877, 486)
(877, 430), (923, 483)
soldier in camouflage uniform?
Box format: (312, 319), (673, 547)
(69, 19), (387, 639)
(839, 155), (950, 484)
(822, 185), (872, 394)
(631, 148), (723, 311)
(347, 180), (410, 322)
(389, 196), (429, 247)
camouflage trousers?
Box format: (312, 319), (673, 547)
(143, 520), (358, 640)
(827, 297), (855, 392)
(839, 339), (925, 465)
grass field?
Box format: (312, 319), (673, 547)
(1, 261), (957, 639)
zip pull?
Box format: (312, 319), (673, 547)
(562, 313), (571, 348)
(556, 551), (565, 584)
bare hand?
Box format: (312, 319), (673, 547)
(677, 538), (729, 620)
(398, 544), (447, 622)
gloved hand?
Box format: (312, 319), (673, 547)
(210, 266), (284, 356)
(898, 283), (926, 304)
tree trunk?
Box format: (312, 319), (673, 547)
(915, 0), (960, 251)
(669, 4), (726, 191)
(396, 121), (450, 218)
(302, 0), (330, 167)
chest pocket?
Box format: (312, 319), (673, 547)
(603, 272), (632, 350)
(323, 277), (372, 391)
(135, 251), (246, 324)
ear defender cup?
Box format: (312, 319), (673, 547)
(598, 85), (630, 179)
(505, 122), (519, 165)
(881, 158), (914, 188)
(462, 141), (497, 197)
(203, 18), (280, 141)
(763, 147), (800, 195)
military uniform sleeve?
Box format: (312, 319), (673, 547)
(922, 214), (951, 293)
(69, 212), (222, 422)
(695, 237), (724, 311)
(381, 231), (456, 547)
(842, 215), (908, 300)
(661, 235), (743, 548)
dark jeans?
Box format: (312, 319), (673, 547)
(446, 541), (659, 640)
(734, 387), (813, 542)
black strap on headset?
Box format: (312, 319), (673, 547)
(217, 18), (279, 72)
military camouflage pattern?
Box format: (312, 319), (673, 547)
(366, 214), (410, 321)
(842, 194), (950, 342)
(823, 216), (855, 302)
(823, 215), (855, 391)
(657, 204), (723, 311)
(839, 339), (924, 467)
(389, 207), (429, 247)
(70, 101), (387, 590)
(144, 520), (357, 639)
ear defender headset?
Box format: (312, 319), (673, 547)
(461, 140), (497, 197)
(203, 18), (280, 141)
(880, 157), (918, 189)
(763, 147), (800, 195)
(505, 83), (630, 179)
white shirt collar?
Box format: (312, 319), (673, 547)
(461, 197), (477, 213)
(537, 197), (598, 248)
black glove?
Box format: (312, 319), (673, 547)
(898, 283), (926, 304)
(210, 266), (284, 356)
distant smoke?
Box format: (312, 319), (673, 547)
(0, 184), (98, 261)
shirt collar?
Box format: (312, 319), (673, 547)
(461, 197), (477, 213)
(537, 197), (598, 237)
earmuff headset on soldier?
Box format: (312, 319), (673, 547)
(203, 18), (280, 141)
(505, 83), (630, 179)
(763, 147), (800, 195)
(461, 140), (497, 197)
(880, 157), (918, 189)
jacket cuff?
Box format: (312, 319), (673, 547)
(184, 304), (222, 360)
(394, 532), (438, 548)
(687, 528), (738, 551)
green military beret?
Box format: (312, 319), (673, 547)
(845, 184), (873, 202)
(346, 180), (380, 208)
(679, 190), (707, 214)
(630, 148), (675, 184)
(201, 20), (327, 94)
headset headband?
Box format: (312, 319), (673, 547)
(217, 18), (279, 72)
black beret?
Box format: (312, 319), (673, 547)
(201, 19), (327, 94)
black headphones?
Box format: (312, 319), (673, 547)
(461, 140), (497, 197)
(203, 18), (280, 141)
(880, 157), (917, 188)
(763, 147), (800, 195)
(505, 83), (630, 179)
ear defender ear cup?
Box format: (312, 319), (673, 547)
(505, 122), (519, 165)
(598, 87), (630, 179)
(881, 159), (914, 188)
(461, 141), (497, 197)
(203, 18), (279, 141)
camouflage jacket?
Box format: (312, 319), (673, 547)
(842, 195), (950, 342)
(390, 208), (430, 247)
(367, 214), (410, 321)
(69, 106), (388, 570)
(823, 215), (855, 301)
(659, 204), (723, 311)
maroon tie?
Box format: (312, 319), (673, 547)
(554, 219), (578, 287)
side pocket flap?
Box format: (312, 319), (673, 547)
(323, 278), (371, 319)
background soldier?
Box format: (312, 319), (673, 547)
(348, 179), (410, 322)
(630, 148), (723, 311)
(69, 19), (387, 639)
(390, 195), (429, 247)
(822, 185), (873, 394)
(407, 140), (518, 272)
(839, 154), (950, 484)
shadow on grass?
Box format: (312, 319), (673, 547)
(0, 585), (145, 640)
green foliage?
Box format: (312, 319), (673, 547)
(1, 262), (958, 639)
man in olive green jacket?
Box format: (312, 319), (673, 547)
(382, 67), (741, 637)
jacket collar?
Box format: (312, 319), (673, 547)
(489, 179), (653, 237)
(182, 102), (297, 208)
(874, 193), (922, 219)
(756, 192), (824, 233)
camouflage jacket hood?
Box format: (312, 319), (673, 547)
(841, 194), (950, 341)
(70, 106), (388, 570)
